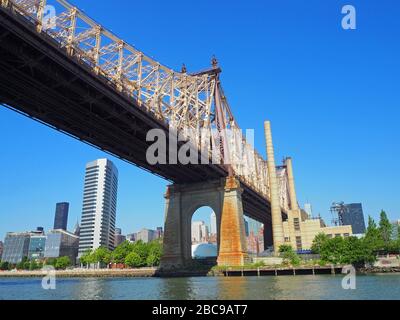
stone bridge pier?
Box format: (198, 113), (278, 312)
(160, 177), (249, 270)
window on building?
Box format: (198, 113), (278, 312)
(344, 233), (350, 237)
(295, 236), (302, 251)
(284, 237), (290, 242)
(293, 218), (300, 231)
(335, 234), (341, 238)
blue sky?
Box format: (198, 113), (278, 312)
(1, 0), (399, 240)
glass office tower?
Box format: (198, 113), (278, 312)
(342, 203), (366, 235)
(54, 202), (69, 230)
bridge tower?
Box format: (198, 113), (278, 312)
(160, 177), (248, 270)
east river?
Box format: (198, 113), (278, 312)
(0, 274), (399, 300)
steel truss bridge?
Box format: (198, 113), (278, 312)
(0, 0), (291, 224)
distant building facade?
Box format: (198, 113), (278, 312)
(53, 202), (69, 231)
(210, 212), (217, 235)
(209, 212), (218, 244)
(282, 214), (353, 252)
(78, 159), (118, 256)
(28, 235), (46, 260)
(2, 232), (32, 264)
(126, 233), (136, 243)
(392, 220), (400, 240)
(45, 229), (79, 264)
(73, 221), (80, 237)
(135, 229), (158, 243)
(247, 225), (264, 255)
(248, 219), (262, 236)
(245, 218), (265, 254)
(270, 158), (355, 253)
(114, 228), (126, 247)
(244, 219), (249, 237)
(339, 203), (366, 235)
(156, 227), (163, 239)
(192, 221), (209, 244)
(0, 241), (3, 260)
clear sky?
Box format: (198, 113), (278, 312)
(1, 0), (399, 241)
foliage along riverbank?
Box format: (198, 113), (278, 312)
(311, 211), (400, 266)
(79, 239), (163, 268)
(0, 239), (163, 272)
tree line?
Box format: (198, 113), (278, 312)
(0, 256), (72, 271)
(79, 239), (163, 268)
(0, 239), (163, 271)
(311, 210), (400, 266)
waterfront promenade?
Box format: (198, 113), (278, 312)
(0, 268), (157, 278)
(1, 264), (399, 278)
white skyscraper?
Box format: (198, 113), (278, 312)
(78, 159), (118, 256)
(192, 221), (209, 244)
(210, 211), (217, 236)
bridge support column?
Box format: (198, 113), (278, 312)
(159, 177), (248, 271)
(217, 177), (248, 266)
(159, 187), (186, 270)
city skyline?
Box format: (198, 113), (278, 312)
(1, 0), (400, 242)
(0, 149), (397, 242)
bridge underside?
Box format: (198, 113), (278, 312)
(0, 6), (281, 225)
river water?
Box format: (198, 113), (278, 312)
(0, 274), (399, 300)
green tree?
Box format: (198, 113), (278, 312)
(398, 225), (400, 241)
(45, 258), (57, 267)
(112, 241), (134, 264)
(364, 216), (383, 253)
(379, 210), (392, 249)
(92, 247), (112, 267)
(16, 257), (29, 270)
(125, 251), (142, 268)
(55, 256), (71, 270)
(0, 261), (10, 271)
(29, 260), (39, 270)
(146, 240), (163, 267)
(341, 236), (375, 265)
(23, 260), (31, 270)
(146, 254), (159, 267)
(79, 249), (93, 266)
(319, 236), (345, 264)
(311, 229), (377, 265)
(132, 240), (150, 263)
(311, 233), (329, 254)
(279, 245), (301, 266)
(387, 239), (400, 253)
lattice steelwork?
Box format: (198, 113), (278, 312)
(2, 0), (291, 208)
